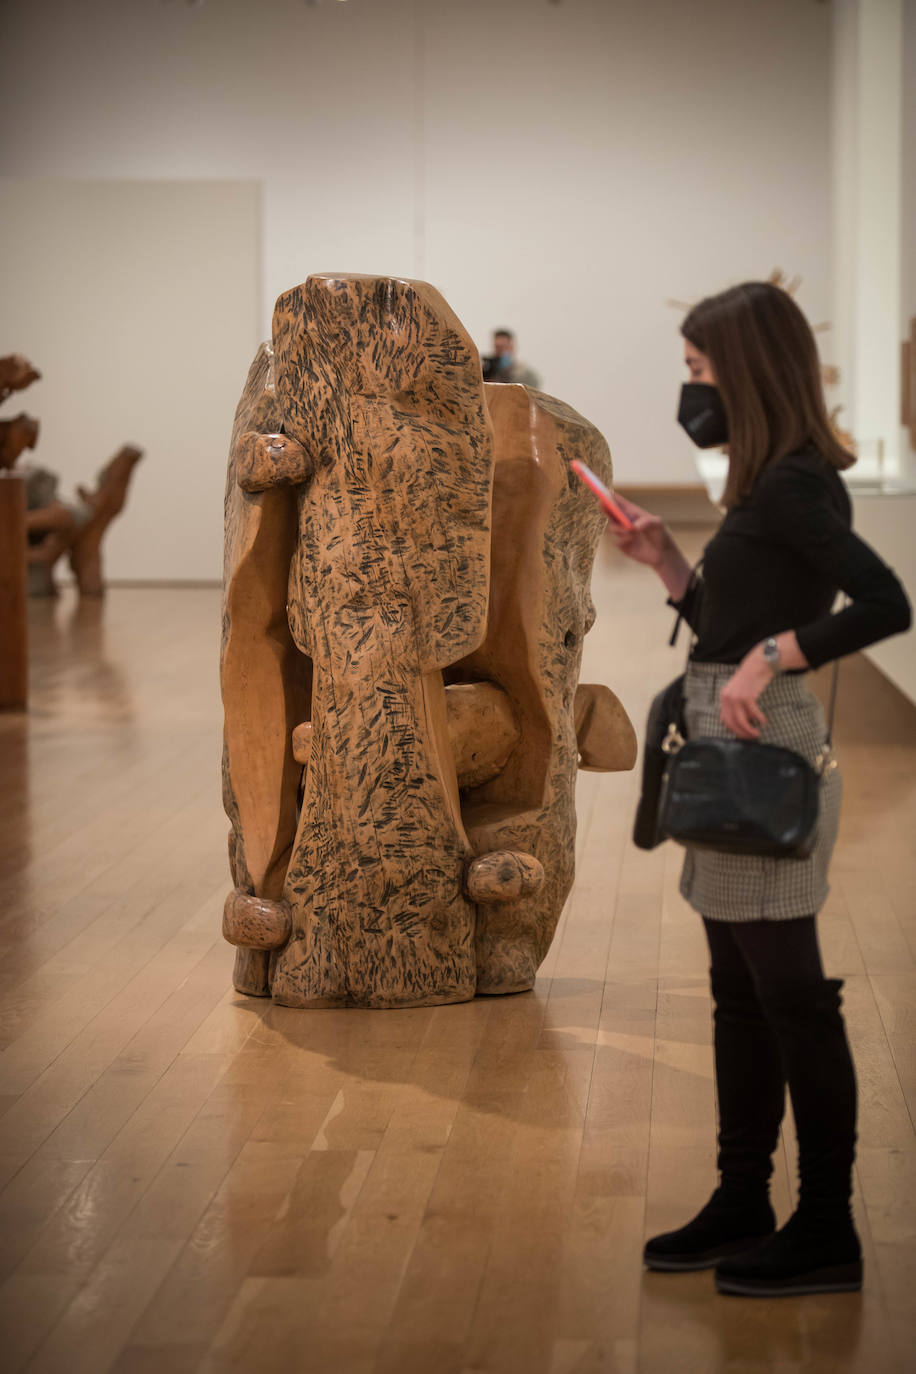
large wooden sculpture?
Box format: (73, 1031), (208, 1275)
(221, 275), (635, 1008)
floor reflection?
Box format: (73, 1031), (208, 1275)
(641, 1268), (869, 1371)
(28, 589), (135, 724)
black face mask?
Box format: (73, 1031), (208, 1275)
(677, 382), (729, 448)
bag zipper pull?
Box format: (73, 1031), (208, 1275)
(661, 723), (685, 755)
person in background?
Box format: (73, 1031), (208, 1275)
(481, 328), (541, 388)
(609, 281), (911, 1298)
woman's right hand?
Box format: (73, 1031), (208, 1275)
(607, 493), (672, 568)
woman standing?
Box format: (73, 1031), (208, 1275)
(611, 282), (911, 1298)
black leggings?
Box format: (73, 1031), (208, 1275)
(703, 915), (857, 1220)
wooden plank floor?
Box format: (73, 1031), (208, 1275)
(0, 531), (914, 1374)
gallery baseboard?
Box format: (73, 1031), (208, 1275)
(614, 482), (720, 526)
(57, 578), (224, 589)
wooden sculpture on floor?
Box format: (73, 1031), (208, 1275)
(221, 275), (636, 1008)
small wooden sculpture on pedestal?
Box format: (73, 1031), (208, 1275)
(0, 355), (144, 597)
(221, 275), (635, 1008)
(23, 443), (145, 597)
(0, 360), (41, 709)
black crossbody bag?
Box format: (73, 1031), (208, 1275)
(632, 673), (687, 850)
(633, 574), (838, 860)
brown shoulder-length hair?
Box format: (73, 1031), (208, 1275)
(681, 281), (855, 508)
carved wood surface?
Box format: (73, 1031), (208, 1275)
(445, 681), (520, 788)
(222, 890), (291, 950)
(221, 275), (635, 1009)
(452, 382), (625, 993)
(222, 278), (497, 1008)
(221, 343), (310, 995)
(271, 276), (494, 1008)
(575, 682), (637, 771)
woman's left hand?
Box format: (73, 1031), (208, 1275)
(720, 653), (772, 739)
(720, 634), (809, 739)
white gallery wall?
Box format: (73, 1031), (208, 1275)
(904, 0), (916, 402)
(0, 180), (261, 582)
(830, 0), (913, 481)
(832, 0), (916, 705)
(1, 0), (836, 580)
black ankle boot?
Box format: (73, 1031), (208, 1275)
(715, 977), (862, 1297)
(644, 1188), (776, 1272)
(715, 1209), (862, 1296)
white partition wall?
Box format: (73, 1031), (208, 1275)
(853, 494), (916, 704)
(831, 0), (906, 479)
(904, 0), (916, 477)
(0, 179), (261, 583)
(0, 0), (834, 494)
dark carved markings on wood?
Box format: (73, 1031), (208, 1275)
(221, 276), (635, 1009)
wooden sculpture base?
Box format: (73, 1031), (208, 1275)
(0, 472), (28, 709)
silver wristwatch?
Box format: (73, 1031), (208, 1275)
(762, 636), (782, 673)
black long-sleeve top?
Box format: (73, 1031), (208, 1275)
(671, 448), (911, 669)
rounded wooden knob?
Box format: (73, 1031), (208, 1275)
(463, 850), (544, 904)
(445, 682), (520, 788)
(574, 682), (637, 772)
(222, 890), (292, 949)
(235, 430), (313, 492)
(292, 721), (313, 765)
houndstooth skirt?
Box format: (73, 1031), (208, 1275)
(678, 662), (842, 922)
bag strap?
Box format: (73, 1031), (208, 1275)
(823, 654), (840, 753)
(668, 557), (703, 648)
